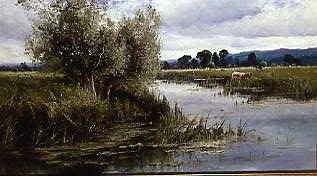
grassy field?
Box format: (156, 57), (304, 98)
(0, 71), (246, 148)
(159, 66), (317, 100)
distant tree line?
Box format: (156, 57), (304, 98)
(283, 54), (301, 66)
(161, 49), (230, 69)
(161, 49), (302, 69)
(0, 62), (41, 72)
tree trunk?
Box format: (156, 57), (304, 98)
(105, 84), (113, 100)
(104, 79), (122, 100)
(91, 74), (96, 97)
(82, 73), (97, 97)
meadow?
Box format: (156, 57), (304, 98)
(159, 66), (317, 100)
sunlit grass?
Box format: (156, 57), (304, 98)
(159, 66), (317, 100)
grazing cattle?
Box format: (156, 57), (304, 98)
(256, 67), (264, 72)
(256, 66), (265, 72)
(231, 71), (252, 80)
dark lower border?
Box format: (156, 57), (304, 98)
(105, 170), (317, 175)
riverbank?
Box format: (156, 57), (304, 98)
(0, 71), (251, 174)
(0, 71), (245, 147)
(1, 71), (316, 173)
(159, 66), (317, 100)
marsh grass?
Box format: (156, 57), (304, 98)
(0, 72), (109, 147)
(159, 66), (317, 100)
(155, 97), (248, 145)
(0, 71), (249, 149)
(110, 82), (248, 144)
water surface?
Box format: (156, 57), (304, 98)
(148, 80), (317, 172)
(1, 81), (316, 174)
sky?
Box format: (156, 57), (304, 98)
(1, 0), (317, 63)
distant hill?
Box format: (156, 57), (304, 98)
(0, 62), (41, 71)
(164, 48), (317, 66)
(165, 59), (177, 64)
(0, 62), (39, 67)
(230, 48), (317, 65)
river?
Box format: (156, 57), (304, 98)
(1, 80), (316, 174)
(146, 80), (317, 172)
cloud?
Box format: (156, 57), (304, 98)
(106, 0), (151, 21)
(153, 0), (263, 29)
(209, 0), (317, 37)
(153, 0), (317, 38)
(0, 0), (31, 40)
(1, 0), (317, 63)
(0, 0), (31, 64)
(0, 38), (28, 64)
(152, 0), (317, 59)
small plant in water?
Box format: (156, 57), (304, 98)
(155, 100), (249, 145)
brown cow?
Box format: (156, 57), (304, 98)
(232, 71), (252, 80)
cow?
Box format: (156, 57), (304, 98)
(231, 71), (252, 80)
(256, 65), (265, 72)
(256, 67), (264, 72)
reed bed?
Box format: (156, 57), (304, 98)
(0, 75), (109, 147)
(159, 66), (317, 100)
(0, 71), (249, 148)
(155, 97), (248, 145)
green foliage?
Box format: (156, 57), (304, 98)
(212, 52), (220, 67)
(284, 54), (301, 65)
(25, 0), (161, 96)
(197, 50), (212, 68)
(258, 60), (268, 68)
(172, 49), (231, 69)
(177, 55), (192, 69)
(116, 6), (161, 81)
(190, 58), (200, 68)
(218, 49), (229, 67)
(248, 52), (257, 66)
(219, 49), (229, 59)
(161, 61), (169, 70)
(25, 0), (118, 94)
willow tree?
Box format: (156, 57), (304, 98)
(25, 0), (161, 97)
(25, 0), (116, 96)
(101, 7), (161, 97)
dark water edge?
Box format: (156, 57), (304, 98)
(0, 122), (154, 175)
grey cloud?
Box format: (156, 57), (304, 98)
(208, 0), (317, 38)
(107, 0), (151, 20)
(154, 0), (317, 39)
(155, 0), (263, 28)
(0, 0), (31, 63)
(0, 0), (32, 40)
(1, 0), (317, 63)
(0, 38), (28, 64)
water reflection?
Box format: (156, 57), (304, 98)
(150, 80), (317, 171)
